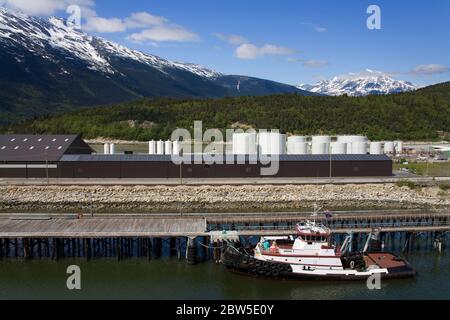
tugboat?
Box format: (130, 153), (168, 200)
(221, 214), (416, 280)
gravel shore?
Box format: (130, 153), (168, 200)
(0, 184), (448, 213)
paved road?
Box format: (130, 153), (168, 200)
(0, 176), (449, 186)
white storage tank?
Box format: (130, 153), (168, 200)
(331, 142), (347, 154)
(232, 133), (258, 155)
(156, 140), (164, 155)
(351, 142), (367, 154)
(103, 143), (110, 155)
(109, 143), (115, 155)
(287, 136), (308, 154)
(346, 143), (353, 154)
(258, 132), (286, 155)
(312, 135), (331, 144)
(164, 140), (172, 155)
(312, 142), (330, 155)
(395, 141), (403, 154)
(337, 135), (368, 144)
(148, 141), (156, 155)
(232, 133), (247, 155)
(384, 142), (395, 154)
(172, 140), (181, 155)
(370, 142), (383, 155)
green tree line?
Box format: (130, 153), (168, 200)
(2, 82), (449, 141)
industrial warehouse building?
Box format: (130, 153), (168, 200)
(0, 135), (393, 178)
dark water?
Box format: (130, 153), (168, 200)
(0, 250), (449, 300)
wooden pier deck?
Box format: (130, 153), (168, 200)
(0, 218), (207, 238)
(0, 209), (448, 238)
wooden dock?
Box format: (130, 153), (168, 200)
(0, 209), (448, 238)
(0, 218), (207, 238)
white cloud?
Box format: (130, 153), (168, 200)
(214, 33), (247, 45)
(84, 16), (127, 33)
(129, 25), (200, 43)
(288, 58), (329, 67)
(124, 12), (167, 28)
(302, 60), (329, 67)
(235, 43), (294, 60)
(301, 22), (327, 33)
(411, 64), (450, 75)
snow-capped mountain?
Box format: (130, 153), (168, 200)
(298, 70), (417, 96)
(0, 7), (310, 125)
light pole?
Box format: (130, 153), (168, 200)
(179, 147), (183, 185)
(329, 143), (332, 178)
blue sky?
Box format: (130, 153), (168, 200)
(3, 0), (449, 86)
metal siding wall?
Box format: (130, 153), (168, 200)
(0, 160), (393, 178)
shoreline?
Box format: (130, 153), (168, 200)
(1, 183), (448, 214)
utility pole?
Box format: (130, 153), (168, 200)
(45, 148), (49, 185)
(179, 147), (183, 185)
(329, 143), (332, 178)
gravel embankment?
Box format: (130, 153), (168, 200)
(0, 184), (448, 213)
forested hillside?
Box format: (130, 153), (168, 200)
(3, 82), (449, 141)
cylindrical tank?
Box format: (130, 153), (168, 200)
(384, 142), (395, 154)
(351, 142), (367, 154)
(258, 132), (286, 155)
(247, 133), (258, 155)
(337, 135), (368, 144)
(109, 143), (115, 155)
(287, 136), (308, 154)
(346, 143), (353, 154)
(232, 133), (247, 155)
(148, 141), (156, 155)
(232, 133), (257, 155)
(156, 140), (164, 155)
(172, 140), (180, 155)
(312, 143), (330, 155)
(312, 136), (331, 144)
(370, 142), (383, 155)
(103, 143), (110, 155)
(331, 142), (347, 154)
(164, 140), (172, 155)
(395, 141), (403, 154)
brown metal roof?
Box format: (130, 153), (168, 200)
(0, 135), (91, 162)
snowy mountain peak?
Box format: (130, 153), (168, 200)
(0, 7), (223, 78)
(298, 70), (417, 96)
